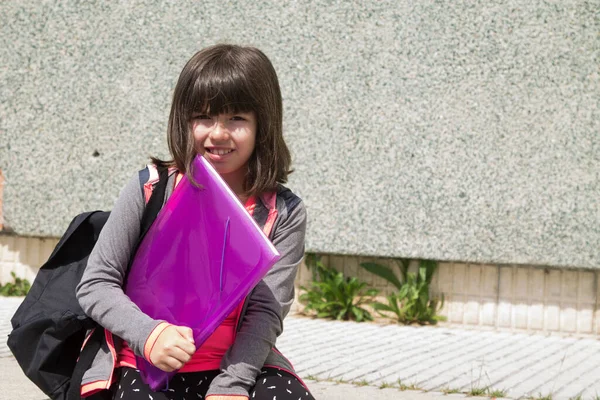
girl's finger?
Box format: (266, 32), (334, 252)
(165, 356), (185, 371)
(166, 345), (193, 364)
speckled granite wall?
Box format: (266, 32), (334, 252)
(1, 1), (598, 268)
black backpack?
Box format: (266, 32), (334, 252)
(7, 166), (168, 400)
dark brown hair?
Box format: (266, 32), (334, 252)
(152, 44), (292, 196)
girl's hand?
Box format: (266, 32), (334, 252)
(206, 396), (249, 400)
(149, 325), (196, 372)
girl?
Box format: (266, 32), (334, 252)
(76, 44), (314, 400)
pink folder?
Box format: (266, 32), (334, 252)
(125, 155), (281, 390)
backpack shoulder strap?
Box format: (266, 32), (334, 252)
(139, 165), (168, 240)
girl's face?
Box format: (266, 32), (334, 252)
(191, 111), (257, 193)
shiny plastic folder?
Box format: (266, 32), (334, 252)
(125, 155), (281, 390)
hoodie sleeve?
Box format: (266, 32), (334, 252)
(206, 199), (307, 397)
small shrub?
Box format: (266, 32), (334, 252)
(355, 379), (369, 387)
(300, 256), (378, 322)
(361, 258), (445, 324)
(0, 272), (31, 296)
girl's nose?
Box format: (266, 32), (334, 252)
(209, 120), (229, 140)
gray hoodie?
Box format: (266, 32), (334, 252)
(76, 166), (307, 397)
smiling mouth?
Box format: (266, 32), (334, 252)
(206, 148), (234, 155)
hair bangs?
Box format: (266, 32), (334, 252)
(187, 60), (257, 117)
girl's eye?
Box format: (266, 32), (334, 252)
(231, 116), (246, 121)
(193, 114), (211, 120)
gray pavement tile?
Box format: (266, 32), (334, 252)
(554, 372), (600, 400)
(322, 328), (468, 382)
(426, 333), (546, 391)
(286, 321), (423, 378)
(0, 297), (23, 358)
(1, 355), (50, 400)
(392, 331), (516, 389)
(427, 391), (447, 397)
(509, 339), (599, 396)
(488, 339), (586, 398)
(319, 328), (441, 378)
(309, 383), (441, 400)
(578, 384), (600, 400)
(460, 337), (572, 394)
(417, 332), (528, 391)
(365, 331), (504, 384)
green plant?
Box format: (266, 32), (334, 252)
(300, 256), (378, 322)
(0, 272), (31, 296)
(379, 381), (393, 389)
(360, 258), (445, 324)
(304, 252), (321, 281)
(468, 386), (489, 396)
(568, 395), (582, 400)
(397, 379), (420, 391)
(355, 379), (369, 387)
(488, 388), (507, 398)
(442, 387), (461, 394)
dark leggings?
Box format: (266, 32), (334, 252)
(112, 367), (315, 400)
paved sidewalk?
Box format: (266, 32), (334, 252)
(277, 317), (600, 399)
(2, 297), (600, 400)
